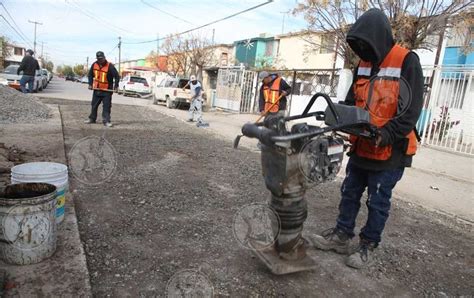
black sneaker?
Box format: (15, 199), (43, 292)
(345, 239), (377, 269)
(309, 227), (350, 254)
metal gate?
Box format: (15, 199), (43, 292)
(419, 65), (474, 155)
(214, 66), (257, 113)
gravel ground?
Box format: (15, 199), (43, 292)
(0, 85), (50, 124)
(44, 98), (474, 296)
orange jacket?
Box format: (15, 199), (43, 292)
(351, 45), (418, 161)
(263, 77), (282, 113)
(92, 62), (110, 90)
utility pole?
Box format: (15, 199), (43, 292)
(28, 20), (42, 54)
(41, 41), (44, 58)
(156, 33), (159, 55)
(85, 56), (89, 72)
(212, 28), (215, 44)
(280, 12), (286, 34)
(118, 36), (122, 76)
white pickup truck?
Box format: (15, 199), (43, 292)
(152, 77), (192, 108)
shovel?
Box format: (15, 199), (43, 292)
(92, 88), (116, 92)
(233, 94), (283, 149)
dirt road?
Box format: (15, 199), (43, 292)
(41, 98), (473, 296)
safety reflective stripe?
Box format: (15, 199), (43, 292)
(377, 67), (401, 78)
(357, 67), (371, 76)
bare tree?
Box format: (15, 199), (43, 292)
(161, 34), (191, 76)
(186, 33), (215, 80)
(293, 0), (471, 68)
(0, 36), (12, 70)
(161, 32), (215, 79)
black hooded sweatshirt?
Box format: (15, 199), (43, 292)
(17, 55), (40, 76)
(344, 8), (424, 171)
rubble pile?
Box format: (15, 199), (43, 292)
(0, 85), (50, 124)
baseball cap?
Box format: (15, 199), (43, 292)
(96, 51), (105, 59)
(258, 71), (270, 80)
(26, 49), (34, 55)
(190, 75), (196, 81)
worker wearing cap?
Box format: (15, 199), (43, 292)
(258, 71), (291, 117)
(17, 49), (40, 93)
(84, 51), (120, 127)
(183, 75), (208, 127)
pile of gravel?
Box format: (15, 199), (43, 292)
(0, 85), (51, 123)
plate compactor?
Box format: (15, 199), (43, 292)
(237, 93), (376, 275)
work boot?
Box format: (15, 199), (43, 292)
(104, 122), (113, 127)
(84, 119), (95, 124)
(345, 238), (377, 269)
(196, 121), (209, 128)
(309, 227), (350, 254)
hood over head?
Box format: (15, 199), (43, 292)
(346, 8), (394, 65)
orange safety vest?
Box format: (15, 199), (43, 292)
(92, 62), (110, 91)
(351, 44), (418, 161)
(263, 77), (282, 113)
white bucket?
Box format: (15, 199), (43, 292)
(0, 183), (58, 265)
(11, 162), (68, 224)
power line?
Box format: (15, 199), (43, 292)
(140, 0), (194, 25)
(0, 2), (32, 44)
(0, 14), (32, 48)
(122, 0), (274, 45)
(107, 43), (119, 56)
(65, 0), (135, 35)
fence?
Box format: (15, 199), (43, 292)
(214, 66), (258, 113)
(214, 67), (340, 114)
(418, 65), (474, 155)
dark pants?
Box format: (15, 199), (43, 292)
(89, 91), (112, 123)
(20, 75), (35, 93)
(336, 159), (404, 244)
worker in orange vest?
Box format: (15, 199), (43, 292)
(311, 8), (423, 269)
(84, 51), (120, 127)
(258, 71), (291, 117)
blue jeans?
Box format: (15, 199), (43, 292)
(336, 159), (404, 244)
(20, 75), (35, 93)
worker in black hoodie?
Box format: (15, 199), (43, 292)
(311, 8), (423, 269)
(17, 49), (40, 93)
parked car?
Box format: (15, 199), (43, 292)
(35, 70), (45, 91)
(118, 75), (151, 97)
(80, 76), (89, 84)
(45, 69), (53, 82)
(65, 74), (75, 81)
(0, 77), (8, 86)
(0, 65), (22, 91)
(40, 69), (49, 89)
(153, 77), (196, 108)
(0, 65), (42, 92)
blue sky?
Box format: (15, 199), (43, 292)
(1, 0), (308, 67)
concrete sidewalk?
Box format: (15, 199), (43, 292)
(0, 105), (91, 296)
(147, 104), (474, 223)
